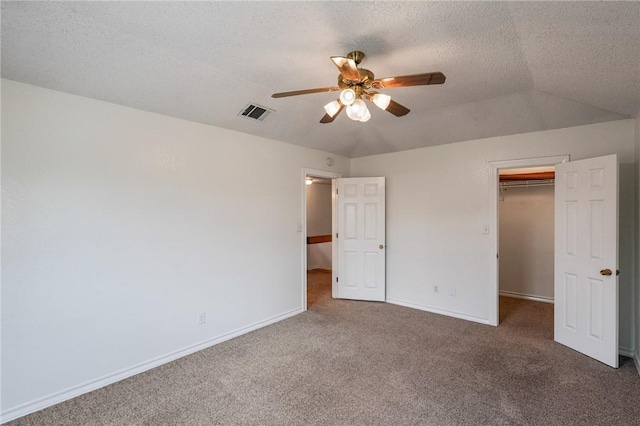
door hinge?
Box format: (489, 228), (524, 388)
(336, 188), (338, 195)
(497, 253), (499, 259)
(336, 233), (338, 238)
(336, 277), (339, 282)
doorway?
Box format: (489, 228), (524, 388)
(489, 155), (569, 326)
(498, 165), (555, 330)
(301, 168), (340, 311)
(305, 175), (333, 308)
(302, 173), (387, 308)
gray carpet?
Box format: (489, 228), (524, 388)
(7, 271), (640, 425)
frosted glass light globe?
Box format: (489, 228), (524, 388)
(339, 89), (356, 106)
(372, 93), (391, 110)
(323, 100), (341, 117)
(346, 99), (367, 121)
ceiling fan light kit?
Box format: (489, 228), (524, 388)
(272, 51), (446, 124)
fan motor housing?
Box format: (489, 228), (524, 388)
(338, 68), (375, 88)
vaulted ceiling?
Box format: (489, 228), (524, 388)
(2, 1), (639, 158)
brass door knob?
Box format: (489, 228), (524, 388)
(600, 269), (612, 276)
(379, 244), (384, 249)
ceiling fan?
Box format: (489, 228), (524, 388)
(271, 51), (445, 123)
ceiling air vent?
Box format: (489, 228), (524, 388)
(238, 104), (274, 122)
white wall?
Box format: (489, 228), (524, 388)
(0, 80), (350, 419)
(351, 119), (636, 353)
(306, 182), (332, 237)
(307, 242), (332, 270)
(499, 185), (554, 301)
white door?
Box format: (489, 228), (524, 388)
(554, 154), (618, 367)
(336, 177), (386, 301)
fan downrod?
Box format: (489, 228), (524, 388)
(347, 51), (365, 65)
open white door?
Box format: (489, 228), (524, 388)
(554, 154), (618, 367)
(336, 177), (385, 301)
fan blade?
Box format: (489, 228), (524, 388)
(386, 100), (410, 117)
(374, 72), (445, 89)
(272, 87), (340, 98)
(330, 56), (361, 81)
(320, 105), (345, 123)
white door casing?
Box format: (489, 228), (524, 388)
(554, 154), (618, 368)
(336, 177), (386, 301)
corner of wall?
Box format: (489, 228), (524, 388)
(635, 113), (640, 372)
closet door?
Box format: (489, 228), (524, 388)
(554, 154), (618, 368)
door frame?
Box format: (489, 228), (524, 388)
(488, 155), (569, 326)
(301, 168), (341, 311)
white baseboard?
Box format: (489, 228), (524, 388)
(619, 347), (634, 358)
(499, 291), (554, 304)
(1, 307), (303, 424)
(307, 264), (320, 270)
(386, 298), (491, 326)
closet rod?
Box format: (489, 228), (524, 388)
(500, 179), (555, 188)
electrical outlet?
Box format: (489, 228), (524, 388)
(198, 312), (206, 325)
(433, 285), (439, 294)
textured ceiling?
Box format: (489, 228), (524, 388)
(2, 1), (639, 158)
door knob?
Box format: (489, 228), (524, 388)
(379, 244), (384, 249)
(600, 269), (612, 276)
